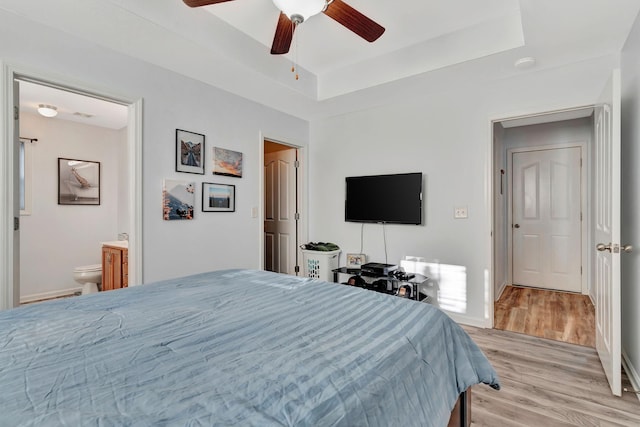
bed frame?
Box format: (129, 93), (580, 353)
(448, 389), (471, 427)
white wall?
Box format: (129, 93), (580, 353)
(310, 56), (618, 326)
(19, 112), (123, 298)
(0, 9), (308, 284)
(621, 10), (640, 395)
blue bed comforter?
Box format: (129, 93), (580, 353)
(0, 269), (499, 426)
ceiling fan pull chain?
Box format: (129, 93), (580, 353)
(291, 20), (299, 80)
(295, 22), (299, 80)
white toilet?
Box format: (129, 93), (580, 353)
(73, 264), (102, 295)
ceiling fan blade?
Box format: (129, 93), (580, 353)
(323, 0), (385, 42)
(271, 12), (295, 55)
(183, 0), (235, 7)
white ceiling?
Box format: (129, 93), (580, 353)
(4, 0), (640, 121)
(19, 81), (128, 130)
(204, 0), (524, 95)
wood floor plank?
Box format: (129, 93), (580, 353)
(463, 325), (640, 426)
(493, 375), (640, 425)
(472, 395), (580, 427)
(495, 285), (595, 347)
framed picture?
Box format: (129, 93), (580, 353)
(58, 158), (100, 205)
(202, 182), (235, 212)
(176, 129), (205, 174)
(213, 147), (243, 178)
(163, 179), (195, 220)
(346, 253), (367, 269)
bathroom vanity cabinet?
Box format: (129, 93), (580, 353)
(102, 243), (128, 291)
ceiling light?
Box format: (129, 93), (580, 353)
(514, 57), (536, 70)
(272, 0), (327, 23)
(37, 104), (58, 118)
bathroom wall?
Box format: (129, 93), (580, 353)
(19, 112), (126, 301)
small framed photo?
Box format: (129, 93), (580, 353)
(58, 158), (100, 205)
(202, 182), (235, 212)
(176, 129), (205, 174)
(346, 253), (367, 269)
(163, 179), (195, 220)
(213, 147), (243, 178)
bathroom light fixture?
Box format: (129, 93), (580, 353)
(37, 104), (58, 118)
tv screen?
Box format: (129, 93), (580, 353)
(345, 172), (423, 225)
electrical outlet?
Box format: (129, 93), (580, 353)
(454, 206), (468, 219)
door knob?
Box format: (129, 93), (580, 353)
(596, 243), (612, 252)
(622, 244), (634, 253)
(514, 224), (520, 229)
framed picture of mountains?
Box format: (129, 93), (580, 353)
(163, 179), (195, 220)
(176, 129), (205, 174)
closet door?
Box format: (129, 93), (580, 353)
(511, 147), (582, 292)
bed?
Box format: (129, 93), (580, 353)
(0, 269), (499, 426)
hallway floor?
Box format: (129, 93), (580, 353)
(494, 285), (595, 347)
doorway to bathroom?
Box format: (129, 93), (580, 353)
(0, 67), (143, 309)
(17, 80), (132, 303)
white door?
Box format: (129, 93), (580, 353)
(264, 148), (298, 275)
(594, 69), (622, 396)
(512, 147), (582, 292)
(11, 79), (20, 307)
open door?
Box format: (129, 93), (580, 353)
(264, 142), (299, 275)
(11, 78), (20, 308)
(594, 69), (622, 396)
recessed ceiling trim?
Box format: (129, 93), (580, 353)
(3, 0), (640, 121)
(318, 12), (525, 100)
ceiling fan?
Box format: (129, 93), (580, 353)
(183, 0), (385, 55)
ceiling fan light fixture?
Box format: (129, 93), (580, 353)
(272, 0), (326, 22)
(37, 104), (58, 118)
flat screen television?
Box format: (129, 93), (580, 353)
(345, 172), (423, 225)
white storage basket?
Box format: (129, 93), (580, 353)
(301, 249), (341, 281)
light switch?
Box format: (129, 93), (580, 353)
(251, 207), (258, 218)
(454, 206), (468, 219)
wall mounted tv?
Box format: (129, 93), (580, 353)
(345, 172), (423, 225)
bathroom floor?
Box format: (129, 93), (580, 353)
(20, 292), (80, 306)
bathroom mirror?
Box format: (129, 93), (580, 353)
(58, 157), (101, 205)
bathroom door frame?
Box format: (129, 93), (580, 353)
(0, 63), (143, 310)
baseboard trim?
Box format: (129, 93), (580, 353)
(622, 350), (640, 403)
(496, 281), (508, 301)
(445, 311), (487, 328)
(20, 287), (82, 304)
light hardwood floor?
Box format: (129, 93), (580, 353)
(463, 325), (640, 426)
(494, 285), (595, 347)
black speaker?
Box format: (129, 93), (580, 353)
(347, 275), (366, 288)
